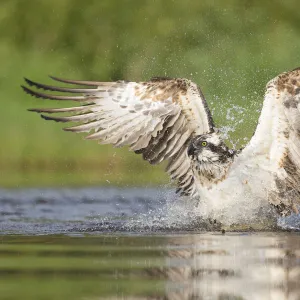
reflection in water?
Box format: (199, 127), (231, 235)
(163, 234), (300, 300)
(1, 233), (299, 300)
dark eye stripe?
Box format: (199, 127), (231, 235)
(207, 143), (218, 152)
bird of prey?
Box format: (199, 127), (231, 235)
(22, 68), (300, 216)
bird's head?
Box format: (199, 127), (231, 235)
(187, 132), (236, 164)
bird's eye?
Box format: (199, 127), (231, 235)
(202, 141), (207, 147)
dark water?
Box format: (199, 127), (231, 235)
(0, 187), (300, 300)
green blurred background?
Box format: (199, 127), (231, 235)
(1, 0), (300, 188)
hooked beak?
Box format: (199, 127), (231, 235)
(187, 143), (196, 157)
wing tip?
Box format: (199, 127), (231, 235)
(21, 85), (37, 97)
(40, 114), (53, 121)
(40, 114), (68, 123)
(24, 77), (36, 87)
(63, 127), (75, 132)
(27, 108), (40, 113)
(48, 75), (101, 87)
(48, 75), (61, 82)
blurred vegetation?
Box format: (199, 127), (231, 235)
(1, 0), (300, 187)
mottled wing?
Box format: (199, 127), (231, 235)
(22, 76), (214, 196)
(239, 68), (300, 214)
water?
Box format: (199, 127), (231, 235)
(0, 187), (300, 299)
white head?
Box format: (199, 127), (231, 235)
(187, 132), (236, 164)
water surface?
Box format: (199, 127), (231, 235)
(0, 187), (300, 300)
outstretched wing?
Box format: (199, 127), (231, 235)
(238, 68), (300, 215)
(22, 76), (214, 196)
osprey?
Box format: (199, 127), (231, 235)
(22, 68), (300, 217)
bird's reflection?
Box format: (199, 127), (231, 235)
(146, 233), (300, 300)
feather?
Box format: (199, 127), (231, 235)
(22, 86), (90, 101)
(28, 105), (96, 114)
(23, 75), (217, 198)
(49, 75), (109, 87)
(64, 120), (103, 133)
(41, 112), (98, 123)
(24, 78), (99, 94)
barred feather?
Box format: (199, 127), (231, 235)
(23, 76), (214, 197)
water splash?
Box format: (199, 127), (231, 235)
(277, 214), (300, 230)
(0, 187), (299, 234)
(124, 188), (297, 232)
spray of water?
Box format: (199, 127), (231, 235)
(125, 187), (279, 232)
(123, 101), (300, 232)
